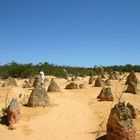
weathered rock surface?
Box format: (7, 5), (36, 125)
(107, 102), (136, 140)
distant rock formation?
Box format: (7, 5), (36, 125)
(28, 76), (35, 86)
(89, 76), (95, 84)
(109, 72), (119, 80)
(33, 76), (40, 87)
(23, 80), (32, 88)
(79, 84), (84, 89)
(125, 81), (140, 94)
(94, 76), (105, 87)
(2, 77), (17, 87)
(101, 74), (105, 79)
(97, 87), (114, 101)
(125, 72), (139, 85)
(47, 79), (60, 92)
(105, 79), (111, 86)
(65, 82), (78, 89)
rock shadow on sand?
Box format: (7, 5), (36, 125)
(0, 115), (8, 126)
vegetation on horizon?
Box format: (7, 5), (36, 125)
(0, 61), (140, 79)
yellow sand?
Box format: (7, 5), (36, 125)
(0, 74), (140, 140)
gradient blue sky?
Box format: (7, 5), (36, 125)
(0, 0), (140, 67)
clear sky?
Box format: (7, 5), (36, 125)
(0, 0), (140, 67)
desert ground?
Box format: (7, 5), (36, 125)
(0, 74), (140, 140)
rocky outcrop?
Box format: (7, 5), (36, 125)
(109, 72), (119, 80)
(33, 76), (40, 87)
(125, 81), (139, 94)
(23, 80), (32, 88)
(6, 98), (20, 127)
(105, 79), (111, 86)
(97, 87), (114, 101)
(2, 77), (17, 87)
(125, 72), (139, 85)
(28, 76), (35, 85)
(65, 82), (78, 89)
(127, 103), (137, 119)
(27, 85), (50, 107)
(79, 84), (84, 89)
(47, 79), (60, 92)
(94, 76), (105, 87)
(89, 76), (95, 84)
(107, 102), (136, 140)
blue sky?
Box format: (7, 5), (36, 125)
(0, 0), (140, 67)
